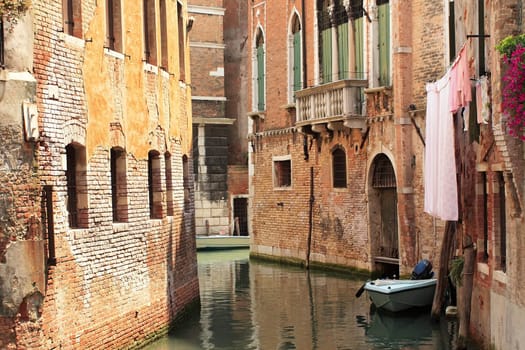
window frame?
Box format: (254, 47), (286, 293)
(62, 0), (83, 38)
(111, 147), (128, 223)
(273, 156), (292, 189)
(143, 0), (157, 65)
(288, 12), (302, 103)
(66, 143), (88, 228)
(0, 19), (4, 68)
(148, 150), (163, 219)
(255, 29), (265, 111)
(377, 0), (391, 86)
(106, 0), (122, 52)
(165, 152), (174, 216)
(177, 1), (186, 81)
(332, 147), (347, 188)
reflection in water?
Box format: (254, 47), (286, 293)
(144, 250), (471, 350)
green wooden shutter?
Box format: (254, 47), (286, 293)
(322, 28), (332, 83)
(257, 45), (265, 111)
(337, 22), (349, 79)
(378, 2), (390, 86)
(293, 31), (301, 93)
(354, 17), (364, 80)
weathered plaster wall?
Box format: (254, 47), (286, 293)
(0, 9), (43, 348)
(0, 0), (199, 348)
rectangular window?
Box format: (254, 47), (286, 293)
(332, 148), (347, 188)
(377, 0), (390, 86)
(106, 0), (122, 52)
(273, 158), (292, 188)
(178, 1), (186, 80)
(62, 0), (83, 38)
(481, 171), (489, 262)
(66, 144), (88, 228)
(495, 172), (506, 272)
(148, 151), (163, 219)
(448, 0), (456, 62)
(111, 147), (128, 222)
(143, 0), (157, 65)
(183, 155), (191, 212)
(0, 20), (4, 67)
(165, 152), (174, 216)
(160, 0), (168, 70)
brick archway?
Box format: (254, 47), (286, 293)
(368, 153), (399, 278)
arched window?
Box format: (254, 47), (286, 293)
(256, 29), (265, 111)
(332, 148), (347, 188)
(291, 13), (302, 99)
(372, 154), (396, 188)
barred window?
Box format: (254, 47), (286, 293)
(148, 150), (162, 219)
(372, 154), (396, 188)
(66, 143), (88, 228)
(111, 147), (128, 222)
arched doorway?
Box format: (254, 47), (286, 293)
(369, 154), (399, 278)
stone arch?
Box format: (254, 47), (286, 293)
(368, 152), (399, 277)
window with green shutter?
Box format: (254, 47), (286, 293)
(256, 31), (265, 111)
(338, 22), (349, 79)
(321, 28), (332, 83)
(378, 0), (390, 86)
(293, 17), (302, 94)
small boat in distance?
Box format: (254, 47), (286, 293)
(361, 259), (437, 312)
(364, 278), (437, 312)
(196, 235), (250, 251)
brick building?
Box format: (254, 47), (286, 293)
(0, 1), (199, 348)
(457, 1), (525, 348)
(247, 0), (440, 277)
(247, 0), (525, 348)
(188, 0), (250, 237)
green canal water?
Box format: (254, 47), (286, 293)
(144, 249), (476, 350)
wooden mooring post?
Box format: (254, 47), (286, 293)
(431, 220), (456, 320)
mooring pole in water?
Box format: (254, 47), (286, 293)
(306, 167), (314, 269)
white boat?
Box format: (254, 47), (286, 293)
(364, 278), (437, 312)
(196, 235), (250, 251)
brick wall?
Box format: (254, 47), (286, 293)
(248, 1), (442, 276)
(0, 1), (200, 348)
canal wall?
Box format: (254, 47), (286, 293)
(0, 1), (200, 349)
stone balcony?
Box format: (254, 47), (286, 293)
(295, 79), (368, 136)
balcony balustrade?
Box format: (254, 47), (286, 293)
(295, 79), (368, 135)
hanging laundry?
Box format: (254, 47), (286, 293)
(449, 44), (472, 114)
(476, 75), (490, 124)
(424, 71), (459, 221)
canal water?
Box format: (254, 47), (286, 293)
(144, 249), (472, 350)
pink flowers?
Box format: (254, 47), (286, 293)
(501, 45), (525, 141)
